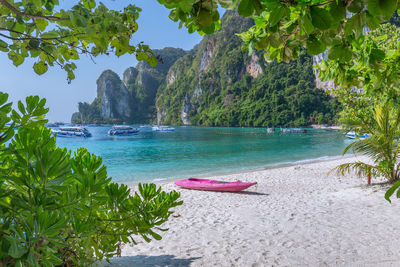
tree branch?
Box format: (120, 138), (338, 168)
(0, 0), (66, 21)
(0, 27), (85, 41)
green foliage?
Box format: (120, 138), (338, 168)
(128, 48), (188, 123)
(0, 92), (182, 266)
(158, 0), (222, 35)
(159, 0), (398, 64)
(73, 97), (102, 124)
(317, 23), (400, 129)
(332, 103), (400, 201)
(318, 24), (400, 97)
(156, 13), (340, 127)
(0, 0), (157, 81)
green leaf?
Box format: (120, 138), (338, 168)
(27, 249), (38, 266)
(348, 0), (364, 13)
(329, 2), (346, 21)
(198, 9), (213, 27)
(0, 39), (8, 52)
(368, 0), (398, 18)
(310, 7), (333, 30)
(269, 6), (286, 27)
(149, 230), (162, 240)
(8, 240), (26, 258)
(328, 45), (353, 62)
(345, 13), (364, 38)
(253, 0), (262, 15)
(179, 0), (194, 12)
(301, 14), (314, 34)
(18, 101), (26, 114)
(218, 0), (237, 9)
(33, 61), (48, 75)
(366, 12), (381, 29)
(369, 48), (385, 65)
(238, 0), (254, 17)
(8, 51), (24, 66)
(385, 180), (400, 202)
(307, 37), (326, 55)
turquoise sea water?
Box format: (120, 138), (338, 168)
(56, 126), (350, 183)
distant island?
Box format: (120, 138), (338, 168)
(72, 11), (340, 127)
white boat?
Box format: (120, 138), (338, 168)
(152, 125), (175, 132)
(280, 128), (307, 133)
(108, 125), (139, 135)
(139, 125), (153, 132)
(52, 126), (92, 137)
(345, 131), (370, 140)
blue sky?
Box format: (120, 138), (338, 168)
(0, 0), (204, 122)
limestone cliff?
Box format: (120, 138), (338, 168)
(72, 11), (340, 127)
(155, 11), (339, 126)
(72, 48), (186, 124)
(96, 70), (132, 121)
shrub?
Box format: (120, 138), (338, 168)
(332, 103), (400, 203)
(0, 93), (183, 266)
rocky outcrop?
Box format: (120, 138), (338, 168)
(72, 48), (186, 124)
(246, 54), (263, 78)
(123, 67), (138, 89)
(96, 70), (132, 120)
(156, 108), (167, 125)
(71, 112), (81, 122)
(181, 93), (192, 125)
(199, 40), (215, 72)
(313, 53), (336, 91)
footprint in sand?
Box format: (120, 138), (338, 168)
(282, 241), (294, 248)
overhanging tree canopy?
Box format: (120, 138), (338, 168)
(2, 0), (398, 81)
(0, 0), (157, 82)
(159, 0), (398, 64)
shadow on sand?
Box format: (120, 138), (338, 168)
(236, 190), (269, 196)
(98, 255), (201, 267)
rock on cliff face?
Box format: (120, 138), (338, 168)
(123, 67), (138, 88)
(313, 53), (336, 91)
(96, 70), (132, 121)
(246, 54), (263, 79)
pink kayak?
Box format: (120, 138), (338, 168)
(174, 178), (257, 192)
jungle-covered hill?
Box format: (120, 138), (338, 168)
(72, 11), (340, 127)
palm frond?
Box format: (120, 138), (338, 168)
(330, 161), (382, 178)
(346, 138), (388, 162)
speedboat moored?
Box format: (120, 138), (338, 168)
(108, 125), (139, 135)
(152, 125), (175, 132)
(52, 126), (92, 137)
(345, 131), (370, 140)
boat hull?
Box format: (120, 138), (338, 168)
(174, 178), (257, 192)
(345, 131), (370, 140)
(108, 129), (139, 135)
(51, 130), (90, 137)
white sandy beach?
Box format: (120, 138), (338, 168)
(102, 156), (400, 266)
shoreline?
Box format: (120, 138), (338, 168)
(124, 153), (356, 186)
(99, 154), (400, 266)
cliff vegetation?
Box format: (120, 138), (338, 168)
(73, 11), (340, 127)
